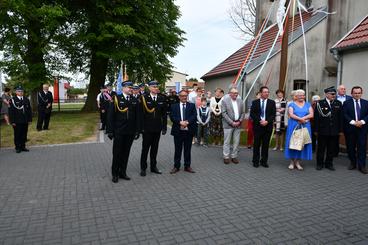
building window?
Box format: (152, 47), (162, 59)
(293, 80), (306, 91)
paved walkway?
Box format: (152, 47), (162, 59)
(0, 134), (367, 244)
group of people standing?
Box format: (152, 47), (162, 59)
(1, 84), (53, 153)
(103, 80), (368, 184)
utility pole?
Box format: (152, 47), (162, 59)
(278, 0), (290, 90)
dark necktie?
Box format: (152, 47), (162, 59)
(182, 103), (186, 121)
(153, 96), (156, 102)
(126, 95), (130, 101)
(261, 100), (265, 118)
(356, 99), (361, 120)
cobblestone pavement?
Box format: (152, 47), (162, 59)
(0, 133), (368, 245)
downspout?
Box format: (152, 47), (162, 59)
(332, 49), (342, 87)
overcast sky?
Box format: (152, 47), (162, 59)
(171, 0), (246, 80)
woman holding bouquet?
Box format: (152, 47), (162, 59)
(284, 89), (314, 170)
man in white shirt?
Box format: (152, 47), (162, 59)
(336, 85), (352, 105)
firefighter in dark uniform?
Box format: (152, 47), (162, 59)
(106, 81), (141, 183)
(167, 89), (180, 114)
(139, 83), (146, 95)
(36, 83), (53, 131)
(9, 85), (32, 153)
(314, 86), (343, 171)
(139, 81), (167, 176)
(99, 85), (115, 131)
(132, 84), (141, 99)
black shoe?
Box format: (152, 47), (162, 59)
(37, 129), (42, 132)
(112, 176), (119, 183)
(316, 165), (323, 170)
(261, 163), (269, 168)
(151, 167), (162, 174)
(21, 148), (29, 152)
(325, 165), (335, 171)
(16, 149), (21, 153)
(358, 167), (368, 174)
(348, 164), (356, 170)
(253, 162), (259, 168)
(119, 174), (131, 180)
(140, 170), (146, 177)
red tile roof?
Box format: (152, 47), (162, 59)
(201, 11), (314, 79)
(332, 15), (368, 51)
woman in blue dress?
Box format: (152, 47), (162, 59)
(284, 89), (314, 170)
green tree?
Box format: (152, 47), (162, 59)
(0, 0), (69, 109)
(61, 0), (184, 111)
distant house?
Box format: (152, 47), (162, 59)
(330, 15), (368, 95)
(165, 70), (188, 92)
(201, 0), (368, 104)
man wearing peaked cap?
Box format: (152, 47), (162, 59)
(314, 86), (343, 171)
(132, 84), (141, 99)
(139, 80), (167, 176)
(8, 85), (32, 153)
(36, 83), (53, 131)
(106, 80), (142, 183)
(139, 83), (146, 95)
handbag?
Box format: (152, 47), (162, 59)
(289, 124), (305, 151)
(302, 126), (312, 145)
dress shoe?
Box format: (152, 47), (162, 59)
(316, 165), (323, 170)
(184, 167), (195, 173)
(359, 167), (368, 174)
(16, 149), (21, 153)
(348, 164), (356, 170)
(140, 170), (146, 176)
(150, 168), (162, 174)
(119, 174), (131, 180)
(170, 168), (180, 174)
(325, 165), (335, 171)
(231, 158), (239, 164)
(261, 163), (269, 168)
(224, 158), (231, 164)
(22, 148), (29, 152)
(253, 162), (259, 168)
(112, 176), (119, 183)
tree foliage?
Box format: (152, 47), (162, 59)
(0, 0), (184, 111)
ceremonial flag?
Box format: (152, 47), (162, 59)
(116, 68), (122, 95)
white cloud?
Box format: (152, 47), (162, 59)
(172, 0), (246, 79)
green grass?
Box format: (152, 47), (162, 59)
(52, 103), (84, 111)
(0, 112), (99, 148)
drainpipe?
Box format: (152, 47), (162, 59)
(332, 49), (342, 88)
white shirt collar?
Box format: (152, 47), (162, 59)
(17, 96), (23, 100)
(122, 93), (129, 99)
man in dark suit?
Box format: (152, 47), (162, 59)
(343, 86), (368, 174)
(250, 86), (276, 168)
(169, 90), (197, 174)
(9, 85), (32, 153)
(106, 81), (141, 183)
(139, 81), (167, 176)
(36, 83), (53, 131)
(335, 84), (352, 156)
(314, 87), (343, 171)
